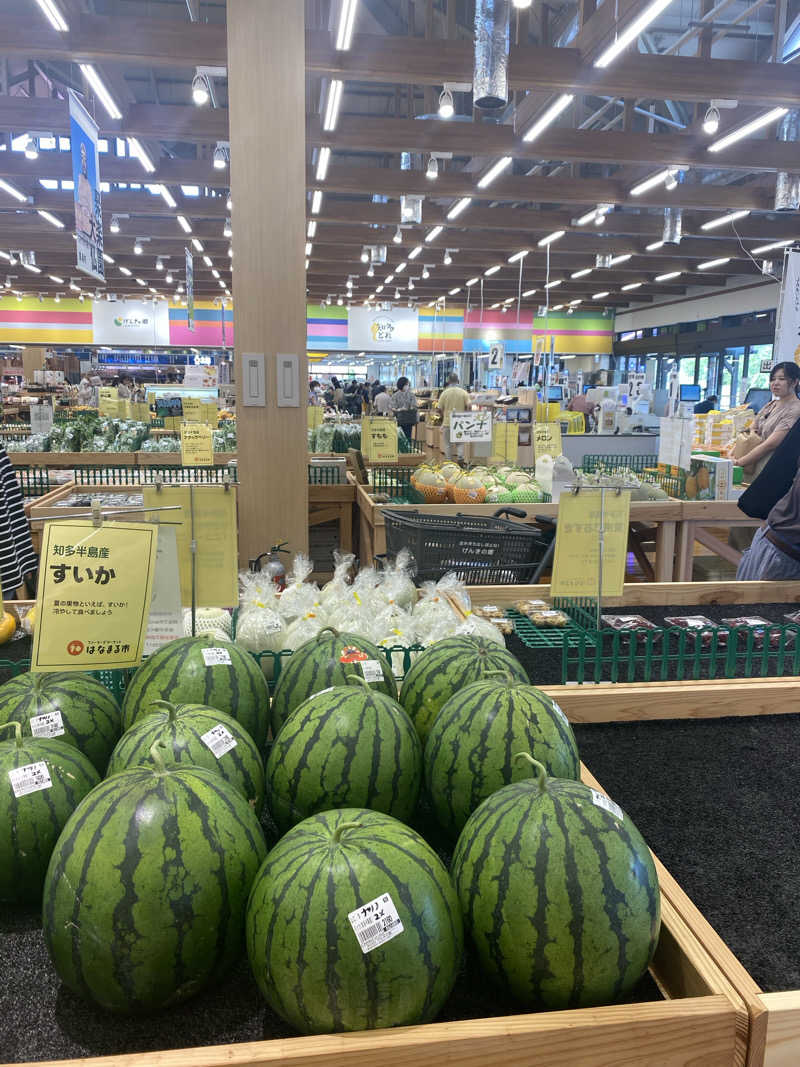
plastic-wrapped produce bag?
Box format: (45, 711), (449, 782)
(278, 554), (321, 621)
(375, 548), (417, 610)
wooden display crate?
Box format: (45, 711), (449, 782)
(135, 451), (236, 466)
(28, 483), (148, 527)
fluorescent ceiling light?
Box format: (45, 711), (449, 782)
(128, 137), (155, 174)
(655, 271), (681, 281)
(646, 240), (664, 251)
(136, 277), (146, 286)
(621, 282), (643, 291)
(477, 156), (512, 189)
(37, 209), (64, 229)
(191, 238), (204, 252)
(507, 250), (529, 263)
(34, 0), (68, 31)
(307, 220), (317, 238)
(538, 230), (565, 247)
(160, 185), (177, 208)
(376, 285), (384, 293)
(385, 274), (394, 284)
(212, 269), (220, 278)
(103, 253), (114, 264)
(176, 214), (192, 233)
(466, 277), (479, 286)
(708, 107), (788, 153)
(311, 189), (323, 215)
(594, 0), (675, 68)
(203, 255), (212, 267)
(569, 299), (582, 306)
(551, 304), (564, 311)
(395, 262), (407, 272)
(323, 80), (344, 132)
(425, 226), (444, 242)
(484, 264), (502, 276)
(608, 253), (632, 266)
(119, 266), (132, 276)
(523, 288), (537, 297)
(449, 287), (461, 296)
(591, 290), (609, 299)
(698, 257), (731, 270)
(630, 169), (675, 197)
(336, 0), (358, 50)
(408, 245), (423, 260)
(447, 197), (472, 220)
(23, 263), (41, 273)
(316, 146), (331, 181)
(522, 93), (574, 144)
(751, 239), (793, 255)
(700, 210), (751, 231)
(490, 302), (501, 309)
(48, 273), (64, 283)
(570, 268), (592, 279)
(544, 279), (561, 288)
(79, 64), (122, 120)
(574, 208), (598, 226)
(0, 179), (27, 203)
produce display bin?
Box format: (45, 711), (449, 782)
(581, 454), (659, 474)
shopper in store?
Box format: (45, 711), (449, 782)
(736, 455), (800, 580)
(77, 375), (93, 406)
(390, 376), (419, 439)
(740, 363), (800, 476)
(117, 377), (132, 400)
(331, 377), (345, 409)
(373, 384), (392, 415)
(693, 394), (718, 415)
(436, 372), (470, 461)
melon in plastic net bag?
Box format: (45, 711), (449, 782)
(278, 554), (320, 621)
(281, 609), (327, 651)
(318, 551), (356, 608)
(235, 607), (285, 653)
(238, 570), (281, 615)
(455, 613), (506, 646)
(182, 607), (232, 638)
(375, 548), (417, 610)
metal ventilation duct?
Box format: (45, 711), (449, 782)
(473, 0), (511, 110)
(775, 112), (800, 211)
(595, 253), (612, 268)
(663, 207), (682, 245)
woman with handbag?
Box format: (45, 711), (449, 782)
(740, 362), (800, 477)
(390, 376), (419, 440)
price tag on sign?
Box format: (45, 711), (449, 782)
(8, 761), (53, 798)
(449, 410), (492, 443)
(201, 723), (237, 759)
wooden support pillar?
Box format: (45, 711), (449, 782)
(227, 0), (308, 564)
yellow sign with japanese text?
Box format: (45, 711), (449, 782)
(491, 422), (519, 463)
(142, 485), (238, 607)
(31, 520), (157, 672)
(551, 489), (631, 598)
(203, 402), (218, 426)
(98, 387), (116, 416)
(130, 402), (151, 423)
(182, 397), (203, 422)
(534, 422), (562, 461)
(308, 406), (323, 429)
(180, 422), (214, 466)
(361, 417), (398, 463)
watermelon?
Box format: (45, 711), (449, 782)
(400, 636), (529, 742)
(107, 701), (266, 812)
(269, 628), (397, 738)
(451, 758), (660, 1009)
(424, 679), (580, 838)
(246, 808), (463, 1033)
(0, 721), (99, 903)
(0, 671), (121, 774)
(121, 635), (270, 750)
(266, 681), (421, 832)
(42, 744), (267, 1014)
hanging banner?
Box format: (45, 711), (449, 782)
(185, 248), (195, 332)
(534, 422), (562, 460)
(142, 486), (238, 607)
(361, 417), (398, 463)
(450, 410), (492, 443)
(180, 422), (214, 466)
(774, 248), (800, 365)
(488, 342), (505, 370)
(32, 520), (157, 672)
(144, 525), (184, 654)
(68, 91), (105, 283)
(491, 422), (518, 463)
(349, 307), (419, 352)
(551, 489), (631, 599)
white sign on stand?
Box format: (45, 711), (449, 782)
(449, 410), (492, 443)
(658, 417), (694, 471)
(774, 248), (800, 365)
(144, 525), (184, 654)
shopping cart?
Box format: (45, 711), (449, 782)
(382, 506), (557, 585)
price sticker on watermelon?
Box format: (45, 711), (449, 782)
(590, 789), (624, 822)
(201, 723), (237, 759)
(202, 647), (232, 667)
(30, 710), (65, 739)
(360, 660), (384, 683)
(8, 761), (52, 799)
(348, 892), (404, 954)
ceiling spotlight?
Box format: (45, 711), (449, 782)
(213, 142), (228, 170)
(367, 265), (374, 277)
(223, 217), (232, 238)
(54, 293), (60, 303)
(426, 155), (439, 181)
(512, 0), (533, 6)
(443, 249), (453, 266)
(337, 296), (344, 306)
(408, 279), (415, 291)
(226, 194), (232, 211)
(134, 239), (143, 255)
(361, 249), (369, 263)
(393, 226), (402, 244)
(110, 215), (121, 234)
(422, 266), (430, 279)
(156, 257), (164, 271)
(24, 135), (38, 161)
(165, 271), (173, 284)
(438, 88), (455, 119)
(395, 287), (401, 299)
(703, 105), (720, 136)
(192, 72), (210, 106)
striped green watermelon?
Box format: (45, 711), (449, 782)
(42, 744), (267, 1014)
(424, 679), (580, 838)
(107, 701), (266, 812)
(121, 635), (270, 750)
(0, 671), (121, 774)
(266, 680), (421, 832)
(0, 721), (99, 903)
(270, 628), (397, 738)
(451, 758), (660, 1009)
(246, 808), (462, 1033)
(400, 636), (528, 742)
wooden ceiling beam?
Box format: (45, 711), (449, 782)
(0, 151), (231, 189)
(0, 98), (228, 143)
(308, 116), (798, 176)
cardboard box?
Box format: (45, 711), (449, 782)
(686, 454), (733, 501)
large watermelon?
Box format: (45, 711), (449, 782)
(246, 808), (462, 1033)
(107, 701), (266, 812)
(121, 635), (270, 750)
(0, 721), (99, 902)
(400, 636), (529, 741)
(266, 681), (421, 832)
(42, 746), (267, 1014)
(0, 671), (121, 774)
(270, 628), (397, 738)
(425, 679), (580, 838)
(451, 758), (660, 1009)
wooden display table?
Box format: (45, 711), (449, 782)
(308, 481), (355, 575)
(674, 501), (762, 582)
(356, 484), (681, 582)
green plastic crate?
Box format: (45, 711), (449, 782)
(580, 454), (658, 475)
